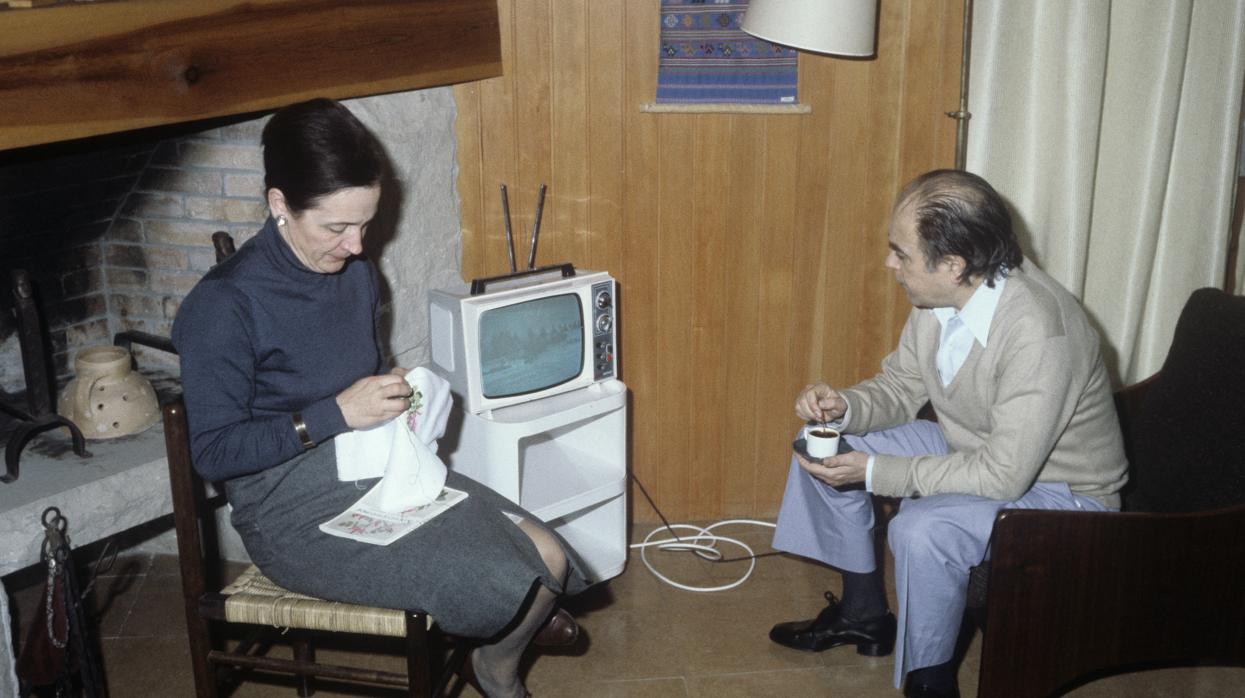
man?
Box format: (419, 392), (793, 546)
(769, 170), (1128, 698)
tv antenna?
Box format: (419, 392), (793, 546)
(499, 183), (547, 272)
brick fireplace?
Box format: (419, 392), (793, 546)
(0, 118), (269, 394)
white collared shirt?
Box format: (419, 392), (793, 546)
(862, 274), (1008, 490)
(930, 274), (1007, 383)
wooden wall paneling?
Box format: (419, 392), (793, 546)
(550, 0), (591, 269)
(655, 114), (696, 517)
(849, 0), (909, 379)
(786, 54), (836, 406)
(819, 59), (875, 390)
(936, 3), (965, 184)
(490, 0), (535, 274)
(688, 114), (732, 518)
(753, 118), (802, 514)
(897, 0), (957, 196)
(886, 0), (963, 349)
(466, 0), (519, 280)
(512, 0), (554, 275)
(453, 0), (962, 521)
(721, 115), (766, 515)
(586, 0), (626, 272)
(455, 82), (486, 276)
(620, 0), (663, 522)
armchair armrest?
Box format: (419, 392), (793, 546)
(979, 504), (1245, 698)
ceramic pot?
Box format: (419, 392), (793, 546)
(57, 345), (159, 440)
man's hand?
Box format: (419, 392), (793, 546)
(796, 382), (848, 423)
(796, 450), (868, 488)
(336, 373), (413, 430)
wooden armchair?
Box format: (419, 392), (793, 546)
(977, 288), (1245, 697)
(164, 398), (466, 697)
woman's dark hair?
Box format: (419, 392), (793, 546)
(896, 169), (1023, 287)
(261, 98), (387, 213)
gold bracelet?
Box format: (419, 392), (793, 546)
(292, 412), (315, 449)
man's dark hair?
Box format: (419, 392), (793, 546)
(896, 169), (1023, 287)
(261, 98), (387, 213)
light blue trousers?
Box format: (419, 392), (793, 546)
(772, 422), (1110, 687)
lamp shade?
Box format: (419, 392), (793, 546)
(741, 0), (878, 57)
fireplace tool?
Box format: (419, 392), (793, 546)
(16, 506), (110, 697)
(1, 269), (90, 484)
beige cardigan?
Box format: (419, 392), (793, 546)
(842, 262), (1128, 508)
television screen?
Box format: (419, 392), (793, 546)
(479, 294), (584, 398)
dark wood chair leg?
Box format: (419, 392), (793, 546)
(406, 612), (431, 698)
(294, 639), (315, 697)
(184, 613), (220, 698)
(166, 400), (220, 698)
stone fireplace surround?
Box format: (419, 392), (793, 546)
(0, 87), (467, 692)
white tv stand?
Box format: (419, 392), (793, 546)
(442, 379), (628, 582)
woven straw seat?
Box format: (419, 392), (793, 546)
(220, 565), (431, 637)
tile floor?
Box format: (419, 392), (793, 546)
(5, 522), (1243, 697)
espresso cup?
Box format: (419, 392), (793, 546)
(805, 426), (841, 459)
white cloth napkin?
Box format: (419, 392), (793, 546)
(334, 367), (453, 511)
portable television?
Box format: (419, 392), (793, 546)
(428, 264), (618, 414)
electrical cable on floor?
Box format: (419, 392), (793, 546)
(626, 472), (779, 593)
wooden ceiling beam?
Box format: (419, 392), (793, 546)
(0, 0), (502, 151)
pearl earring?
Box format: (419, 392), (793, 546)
(276, 215), (287, 227)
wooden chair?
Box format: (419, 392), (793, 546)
(977, 288), (1245, 697)
(164, 398), (466, 697)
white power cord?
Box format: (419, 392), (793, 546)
(628, 519), (777, 592)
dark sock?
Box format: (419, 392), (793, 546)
(839, 568), (887, 621)
(907, 660), (957, 691)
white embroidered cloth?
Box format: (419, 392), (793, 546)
(334, 367), (452, 511)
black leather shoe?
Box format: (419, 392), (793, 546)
(533, 608), (580, 647)
(769, 592), (896, 656)
(903, 678), (960, 698)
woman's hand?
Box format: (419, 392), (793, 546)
(336, 373), (413, 430)
(795, 382), (847, 423)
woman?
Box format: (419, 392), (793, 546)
(172, 98), (589, 698)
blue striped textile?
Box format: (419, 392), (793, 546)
(657, 0), (799, 104)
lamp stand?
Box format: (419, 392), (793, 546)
(947, 0), (974, 170)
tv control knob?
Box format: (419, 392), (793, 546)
(595, 313), (613, 333)
(595, 290), (613, 309)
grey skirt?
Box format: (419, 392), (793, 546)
(224, 440), (592, 639)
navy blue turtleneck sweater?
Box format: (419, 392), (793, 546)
(172, 218), (383, 481)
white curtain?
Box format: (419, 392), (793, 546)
(966, 0), (1245, 385)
